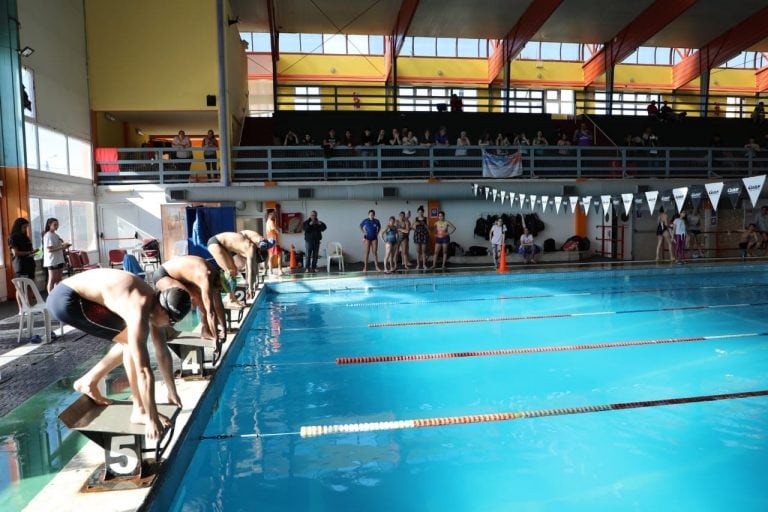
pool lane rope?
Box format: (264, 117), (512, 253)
(299, 389), (768, 438)
(368, 301), (768, 328)
(336, 332), (768, 365)
(342, 283), (768, 309)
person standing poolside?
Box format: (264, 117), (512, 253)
(518, 227), (538, 264)
(360, 210), (381, 272)
(8, 217), (38, 314)
(47, 269), (191, 440)
(381, 216), (399, 273)
(412, 206), (429, 270)
(489, 217), (507, 267)
(265, 210), (283, 277)
(42, 217), (71, 293)
(672, 211), (687, 264)
(431, 211), (456, 270)
(655, 208), (674, 262)
(207, 232), (258, 303)
(153, 255), (226, 342)
(396, 211), (411, 269)
(302, 210), (327, 273)
(687, 209), (704, 258)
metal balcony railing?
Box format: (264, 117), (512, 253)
(94, 146), (768, 185)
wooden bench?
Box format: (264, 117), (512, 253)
(58, 395), (179, 490)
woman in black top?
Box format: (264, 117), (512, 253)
(8, 217), (37, 278)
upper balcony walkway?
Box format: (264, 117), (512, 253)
(95, 145), (767, 185)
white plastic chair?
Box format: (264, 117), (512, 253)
(12, 277), (63, 344)
(326, 242), (344, 273)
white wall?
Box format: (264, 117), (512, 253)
(18, 0), (91, 139)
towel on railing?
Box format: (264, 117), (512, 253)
(95, 147), (119, 172)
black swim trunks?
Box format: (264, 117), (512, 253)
(48, 284), (126, 340)
(153, 264), (170, 283)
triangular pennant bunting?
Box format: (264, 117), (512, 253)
(705, 182), (723, 211)
(742, 175), (766, 208)
(673, 187), (688, 213)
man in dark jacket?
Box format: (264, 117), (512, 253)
(303, 210), (327, 272)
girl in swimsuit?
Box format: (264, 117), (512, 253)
(412, 206), (429, 270)
(431, 211), (456, 270)
(655, 208), (675, 261)
(381, 216), (399, 273)
(265, 210), (283, 276)
(396, 211), (411, 269)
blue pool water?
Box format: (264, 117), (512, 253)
(154, 265), (768, 511)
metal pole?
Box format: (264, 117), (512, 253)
(216, 0), (231, 186)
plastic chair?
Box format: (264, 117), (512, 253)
(11, 277), (63, 344)
(108, 249), (127, 268)
(326, 242), (344, 273)
(78, 251), (101, 269)
(140, 239), (161, 271)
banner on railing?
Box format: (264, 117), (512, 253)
(482, 150), (523, 178)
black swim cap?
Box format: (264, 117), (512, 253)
(158, 287), (192, 324)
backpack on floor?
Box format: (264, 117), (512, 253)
(543, 238), (556, 252)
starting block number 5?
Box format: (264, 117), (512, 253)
(106, 435), (142, 477)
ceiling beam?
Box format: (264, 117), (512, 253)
(392, 0), (419, 56)
(266, 0), (278, 60)
(673, 6), (768, 89)
(487, 0), (563, 84)
(757, 65), (768, 93)
(582, 0), (696, 86)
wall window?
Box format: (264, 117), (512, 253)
(347, 35), (369, 55)
(545, 89), (575, 115)
(294, 86), (321, 110)
(280, 33), (301, 52)
(70, 201), (97, 251)
(726, 96), (746, 118)
(594, 91), (661, 116)
(436, 38), (455, 57)
(30, 198), (97, 253)
(68, 137), (92, 179)
(25, 121), (38, 169)
(21, 66), (35, 119)
(368, 36), (384, 55)
(413, 37), (436, 57)
(399, 37), (413, 56)
(322, 34), (346, 54)
(37, 127), (68, 174)
(501, 89), (544, 113)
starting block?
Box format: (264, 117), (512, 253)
(167, 331), (220, 378)
(224, 301), (245, 331)
(58, 395), (179, 491)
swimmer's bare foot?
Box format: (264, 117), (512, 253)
(201, 327), (216, 340)
(130, 408), (149, 425)
(74, 377), (112, 405)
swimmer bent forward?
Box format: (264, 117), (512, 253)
(47, 268), (192, 440)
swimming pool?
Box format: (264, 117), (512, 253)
(148, 264), (768, 511)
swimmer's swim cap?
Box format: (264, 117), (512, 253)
(158, 287), (192, 324)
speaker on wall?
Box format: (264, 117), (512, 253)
(298, 188), (314, 198)
(206, 94), (217, 107)
(167, 189), (187, 201)
(383, 187), (398, 198)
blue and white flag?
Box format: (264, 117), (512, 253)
(482, 150), (523, 178)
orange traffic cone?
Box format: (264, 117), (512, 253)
(497, 247), (507, 273)
(289, 244), (298, 271)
